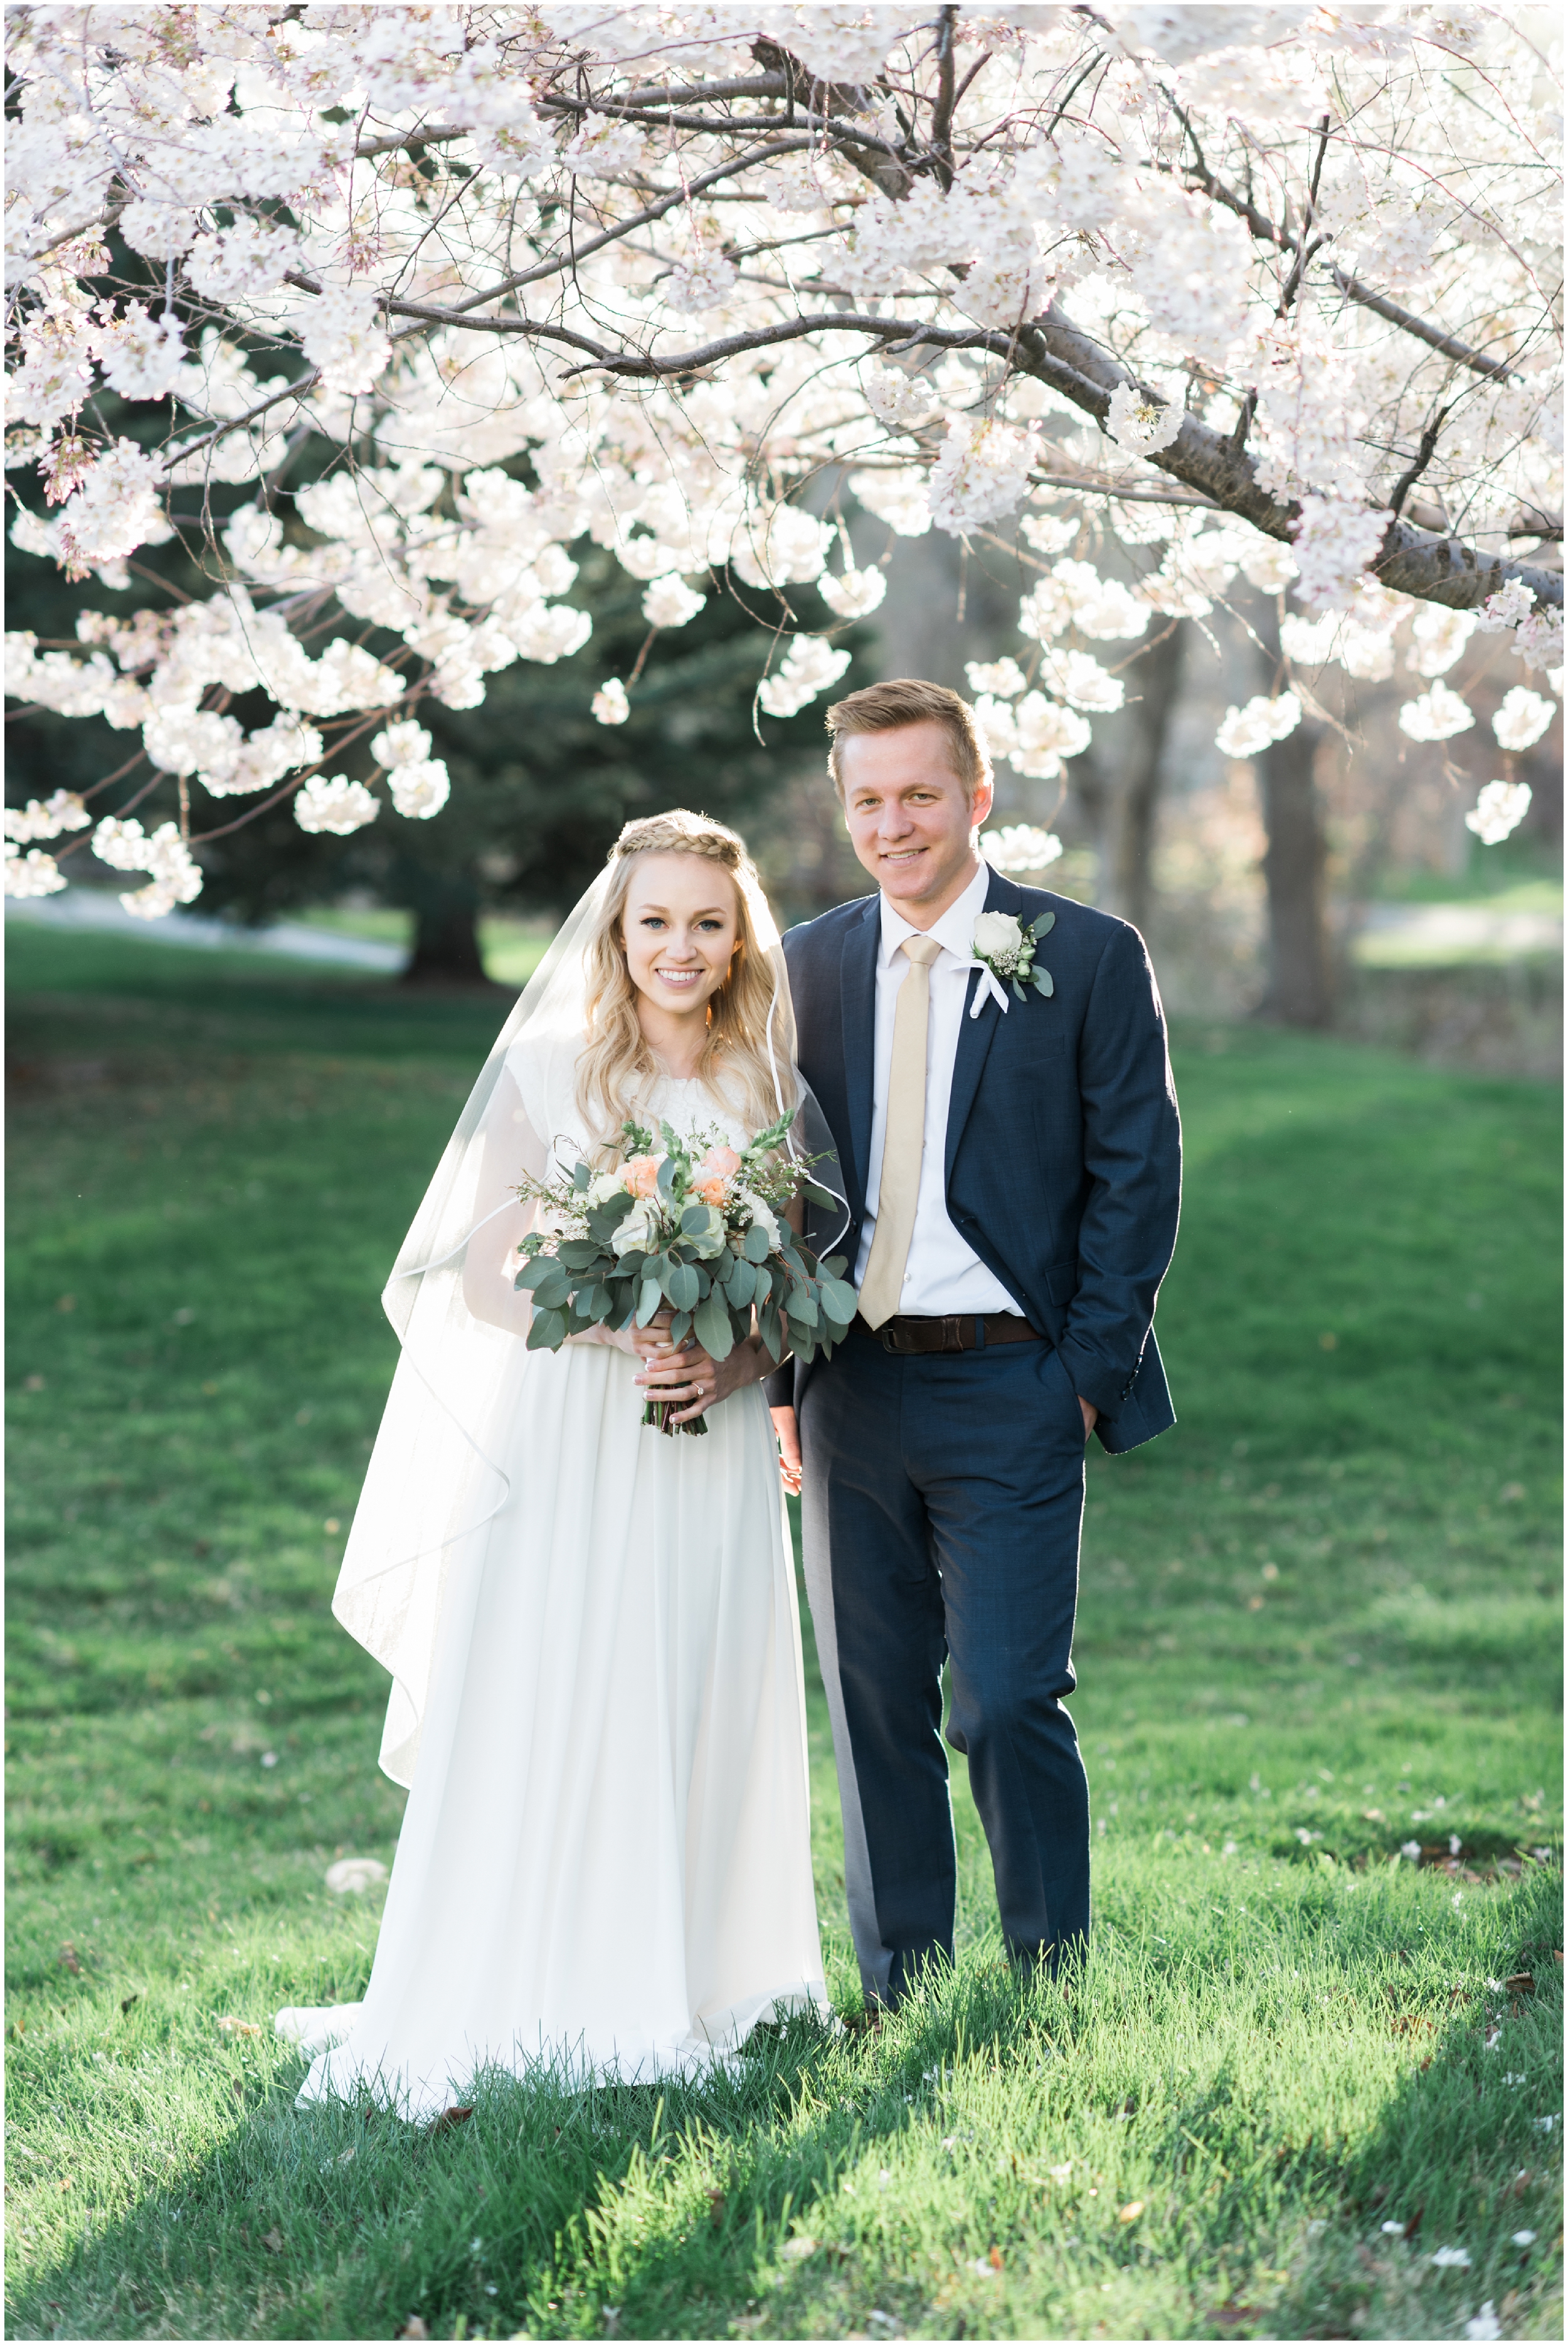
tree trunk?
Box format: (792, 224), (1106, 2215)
(1255, 614), (1333, 1026)
(400, 866), (488, 984)
(1104, 619), (1185, 933)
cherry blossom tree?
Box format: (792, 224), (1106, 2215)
(4, 3), (1561, 918)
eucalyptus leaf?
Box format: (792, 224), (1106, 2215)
(1034, 966), (1054, 997)
(637, 1275), (663, 1326)
(1032, 910), (1056, 939)
(526, 1306), (566, 1352)
(665, 1260), (700, 1312)
(726, 1257), (756, 1307)
(583, 1285), (613, 1322)
(669, 1310), (692, 1346)
(742, 1222), (772, 1264)
(514, 1257), (563, 1293)
(693, 1289), (736, 1360)
(558, 1239), (601, 1270)
(820, 1278), (859, 1326)
(802, 1179), (837, 1208)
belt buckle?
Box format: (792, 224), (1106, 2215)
(941, 1316), (966, 1354)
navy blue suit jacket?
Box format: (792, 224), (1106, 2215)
(775, 867), (1182, 1454)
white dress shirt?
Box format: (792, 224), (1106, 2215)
(853, 860), (1019, 1318)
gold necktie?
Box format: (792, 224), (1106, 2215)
(857, 933), (944, 1331)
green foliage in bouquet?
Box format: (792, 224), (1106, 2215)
(512, 1109), (857, 1433)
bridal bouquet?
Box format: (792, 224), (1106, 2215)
(512, 1109), (857, 1434)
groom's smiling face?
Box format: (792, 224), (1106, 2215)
(839, 721), (993, 926)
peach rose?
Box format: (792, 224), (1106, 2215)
(625, 1154), (663, 1197)
(692, 1174), (727, 1206)
(694, 1144), (741, 1186)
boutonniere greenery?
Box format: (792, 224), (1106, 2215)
(969, 908), (1056, 1018)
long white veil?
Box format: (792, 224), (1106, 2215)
(331, 852), (844, 1788)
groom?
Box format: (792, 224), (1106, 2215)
(767, 678), (1182, 2006)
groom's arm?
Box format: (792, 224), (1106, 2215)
(1055, 923), (1182, 1423)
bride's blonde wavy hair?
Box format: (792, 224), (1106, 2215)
(577, 810), (795, 1150)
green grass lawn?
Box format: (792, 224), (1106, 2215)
(6, 922), (1562, 2343)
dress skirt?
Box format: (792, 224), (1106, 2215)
(290, 1337), (825, 2118)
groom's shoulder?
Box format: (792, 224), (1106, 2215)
(781, 893), (877, 959)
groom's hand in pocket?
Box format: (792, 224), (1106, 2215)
(1079, 1396), (1098, 1439)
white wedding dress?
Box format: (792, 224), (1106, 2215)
(282, 1066), (826, 2119)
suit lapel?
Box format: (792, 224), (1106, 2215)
(840, 895), (881, 1216)
(944, 866), (1019, 1181)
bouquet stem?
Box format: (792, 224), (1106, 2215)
(642, 1398), (709, 1438)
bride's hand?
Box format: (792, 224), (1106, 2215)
(630, 1309), (707, 1410)
(636, 1324), (763, 1425)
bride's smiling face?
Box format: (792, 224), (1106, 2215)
(621, 853), (740, 1026)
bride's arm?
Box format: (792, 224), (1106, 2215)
(460, 1069), (638, 1350)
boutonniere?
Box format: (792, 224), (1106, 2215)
(969, 909), (1056, 1019)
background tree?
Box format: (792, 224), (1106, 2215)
(4, 5), (1559, 940)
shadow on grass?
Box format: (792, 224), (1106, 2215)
(4, 1972), (1057, 2342)
(1273, 1866), (1564, 2343)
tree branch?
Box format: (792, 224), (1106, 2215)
(1163, 103), (1521, 383)
(1006, 307), (1560, 611)
(1387, 409), (1448, 520)
(364, 278), (1561, 610)
(930, 5), (959, 191)
(405, 134), (820, 312)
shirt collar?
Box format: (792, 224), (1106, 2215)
(878, 859), (992, 970)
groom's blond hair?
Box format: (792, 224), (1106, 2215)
(825, 678), (992, 802)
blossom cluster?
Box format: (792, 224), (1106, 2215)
(1, 3), (1559, 907)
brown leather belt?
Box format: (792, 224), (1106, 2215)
(871, 1313), (1044, 1356)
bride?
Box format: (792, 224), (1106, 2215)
(277, 811), (830, 2117)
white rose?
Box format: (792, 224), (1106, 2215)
(610, 1198), (659, 1256)
(973, 910), (1024, 971)
(585, 1171), (629, 1207)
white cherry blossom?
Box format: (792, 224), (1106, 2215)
(981, 824), (1063, 875)
(1491, 688), (1556, 753)
(388, 762), (451, 820)
(966, 657), (1029, 700)
(818, 564), (887, 620)
(758, 635), (852, 720)
(1105, 384), (1184, 459)
(4, 845), (68, 896)
(1291, 499), (1393, 614)
(1, 3), (1557, 912)
(294, 777), (380, 834)
(642, 576), (708, 630)
(592, 679), (630, 726)
(3, 789), (90, 843)
(928, 418), (1042, 538)
(1216, 693), (1302, 758)
(1398, 683), (1476, 743)
(1407, 606), (1477, 679)
(1465, 780), (1532, 844)
(1008, 693), (1093, 780)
